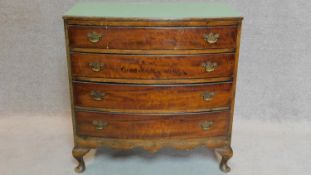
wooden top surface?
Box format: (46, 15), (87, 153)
(64, 2), (241, 19)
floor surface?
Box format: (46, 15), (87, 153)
(0, 114), (310, 175)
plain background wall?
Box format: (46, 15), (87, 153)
(1, 1), (311, 175)
(0, 0), (311, 121)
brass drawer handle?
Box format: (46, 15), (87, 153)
(90, 90), (105, 101)
(200, 121), (214, 131)
(87, 32), (102, 43)
(203, 91), (215, 101)
(204, 33), (219, 44)
(202, 62), (218, 72)
(89, 62), (104, 72)
(92, 120), (108, 130)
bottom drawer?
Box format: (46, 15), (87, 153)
(76, 111), (230, 139)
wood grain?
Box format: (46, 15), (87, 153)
(75, 136), (229, 152)
(228, 20), (243, 146)
(71, 48), (235, 55)
(72, 77), (233, 84)
(71, 53), (235, 80)
(73, 82), (232, 113)
(68, 26), (237, 50)
(64, 17), (242, 27)
(76, 111), (230, 139)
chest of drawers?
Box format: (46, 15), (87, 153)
(64, 2), (242, 173)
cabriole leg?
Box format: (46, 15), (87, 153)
(72, 146), (90, 173)
(215, 145), (233, 173)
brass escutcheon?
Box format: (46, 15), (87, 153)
(204, 33), (220, 44)
(200, 121), (214, 131)
(90, 90), (105, 101)
(89, 62), (104, 72)
(202, 91), (215, 101)
(202, 62), (218, 72)
(87, 32), (102, 43)
(92, 120), (108, 130)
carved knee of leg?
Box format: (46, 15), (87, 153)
(216, 146), (233, 173)
(72, 147), (90, 173)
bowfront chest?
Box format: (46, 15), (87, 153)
(63, 2), (242, 173)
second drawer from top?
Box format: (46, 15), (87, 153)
(71, 53), (235, 81)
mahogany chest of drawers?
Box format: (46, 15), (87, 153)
(63, 2), (242, 173)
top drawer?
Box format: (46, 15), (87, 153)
(68, 26), (238, 50)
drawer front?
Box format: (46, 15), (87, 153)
(76, 111), (230, 139)
(71, 53), (235, 80)
(68, 26), (237, 50)
(73, 82), (232, 113)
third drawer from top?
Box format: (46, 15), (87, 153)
(73, 81), (232, 113)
